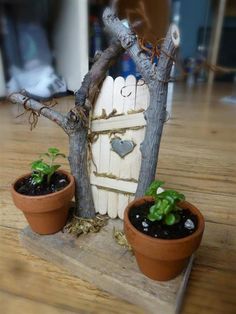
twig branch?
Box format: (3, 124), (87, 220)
(136, 24), (180, 197)
(9, 93), (68, 132)
(103, 7), (155, 83)
(75, 40), (123, 108)
(155, 24), (180, 83)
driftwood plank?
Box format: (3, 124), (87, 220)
(20, 219), (193, 314)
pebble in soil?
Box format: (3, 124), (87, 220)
(129, 201), (198, 239)
(15, 172), (69, 196)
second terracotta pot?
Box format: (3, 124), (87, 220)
(11, 170), (75, 235)
(124, 196), (205, 281)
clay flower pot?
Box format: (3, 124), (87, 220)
(11, 170), (75, 235)
(124, 196), (205, 281)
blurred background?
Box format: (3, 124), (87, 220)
(0, 0), (235, 99)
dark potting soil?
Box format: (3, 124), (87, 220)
(16, 172), (69, 196)
(129, 201), (198, 239)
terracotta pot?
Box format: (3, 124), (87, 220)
(11, 170), (75, 235)
(124, 196), (205, 281)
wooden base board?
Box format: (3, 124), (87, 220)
(19, 219), (193, 314)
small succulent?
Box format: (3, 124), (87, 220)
(31, 147), (66, 185)
(145, 180), (185, 225)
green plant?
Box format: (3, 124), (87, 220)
(145, 181), (185, 225)
(31, 147), (66, 185)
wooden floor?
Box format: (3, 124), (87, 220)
(0, 82), (236, 314)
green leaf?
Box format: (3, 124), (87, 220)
(39, 164), (50, 173)
(145, 180), (165, 198)
(32, 173), (44, 185)
(164, 195), (175, 206)
(31, 160), (51, 174)
(158, 190), (185, 201)
(177, 194), (185, 201)
(168, 190), (185, 201)
(160, 199), (169, 209)
(54, 153), (66, 158)
(156, 209), (163, 216)
(51, 164), (61, 172)
(32, 177), (43, 184)
(154, 212), (163, 221)
(39, 153), (50, 159)
(147, 212), (162, 222)
(149, 204), (158, 215)
(165, 213), (176, 225)
(48, 147), (59, 155)
(158, 199), (170, 214)
(31, 160), (43, 169)
(147, 213), (156, 221)
(163, 204), (172, 215)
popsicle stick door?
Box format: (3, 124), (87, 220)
(90, 75), (149, 219)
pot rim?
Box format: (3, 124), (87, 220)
(124, 196), (205, 244)
(11, 169), (74, 200)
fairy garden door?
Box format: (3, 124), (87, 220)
(89, 75), (149, 219)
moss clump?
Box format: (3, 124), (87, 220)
(64, 214), (108, 237)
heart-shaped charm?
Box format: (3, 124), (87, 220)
(110, 138), (136, 158)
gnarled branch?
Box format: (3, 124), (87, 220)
(9, 93), (68, 132)
(75, 39), (123, 108)
(103, 7), (155, 83)
(136, 24), (180, 197)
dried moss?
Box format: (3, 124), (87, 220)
(113, 228), (132, 251)
(64, 213), (109, 237)
(92, 108), (124, 120)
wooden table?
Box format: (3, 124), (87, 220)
(0, 83), (235, 314)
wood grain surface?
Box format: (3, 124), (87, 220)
(0, 82), (236, 314)
(19, 220), (194, 314)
